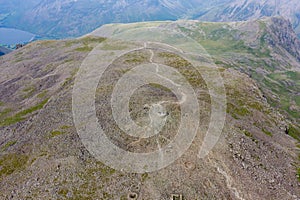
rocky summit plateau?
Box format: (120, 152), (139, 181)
(0, 17), (299, 199)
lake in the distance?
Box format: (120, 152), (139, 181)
(0, 27), (36, 45)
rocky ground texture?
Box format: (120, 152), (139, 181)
(0, 17), (299, 199)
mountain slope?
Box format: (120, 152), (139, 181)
(92, 16), (300, 128)
(0, 18), (299, 199)
(196, 0), (300, 38)
(1, 0), (300, 38)
(0, 46), (12, 56)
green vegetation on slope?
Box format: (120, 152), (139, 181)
(0, 153), (28, 179)
(264, 71), (300, 120)
(178, 23), (270, 58)
(73, 36), (106, 52)
(177, 21), (300, 141)
(287, 125), (300, 142)
(0, 98), (49, 127)
(1, 140), (17, 151)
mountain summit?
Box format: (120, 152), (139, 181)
(0, 17), (299, 199)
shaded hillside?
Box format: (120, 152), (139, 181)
(0, 18), (299, 199)
(0, 46), (12, 56)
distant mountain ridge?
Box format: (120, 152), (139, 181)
(197, 0), (300, 37)
(0, 0), (300, 38)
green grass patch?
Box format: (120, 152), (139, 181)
(241, 129), (258, 143)
(0, 153), (28, 178)
(63, 59), (73, 64)
(50, 130), (65, 138)
(61, 68), (79, 88)
(158, 52), (178, 59)
(60, 125), (71, 130)
(286, 71), (300, 81)
(61, 77), (73, 87)
(50, 125), (71, 138)
(243, 130), (253, 138)
(259, 21), (267, 29)
(124, 53), (147, 64)
(14, 57), (24, 63)
(75, 45), (93, 52)
(262, 76), (300, 119)
(64, 40), (78, 47)
(1, 140), (17, 151)
(248, 102), (264, 112)
(80, 36), (106, 45)
(295, 95), (300, 107)
(218, 67), (226, 72)
(96, 85), (114, 94)
(149, 83), (172, 93)
(287, 125), (300, 142)
(23, 86), (35, 92)
(227, 103), (251, 118)
(297, 167), (300, 182)
(141, 173), (149, 182)
(100, 166), (116, 176)
(22, 85), (36, 99)
(58, 188), (69, 197)
(262, 128), (273, 136)
(158, 52), (206, 87)
(37, 90), (48, 99)
(181, 68), (205, 87)
(268, 71), (300, 82)
(178, 22), (271, 57)
(101, 42), (128, 51)
(0, 99), (49, 127)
